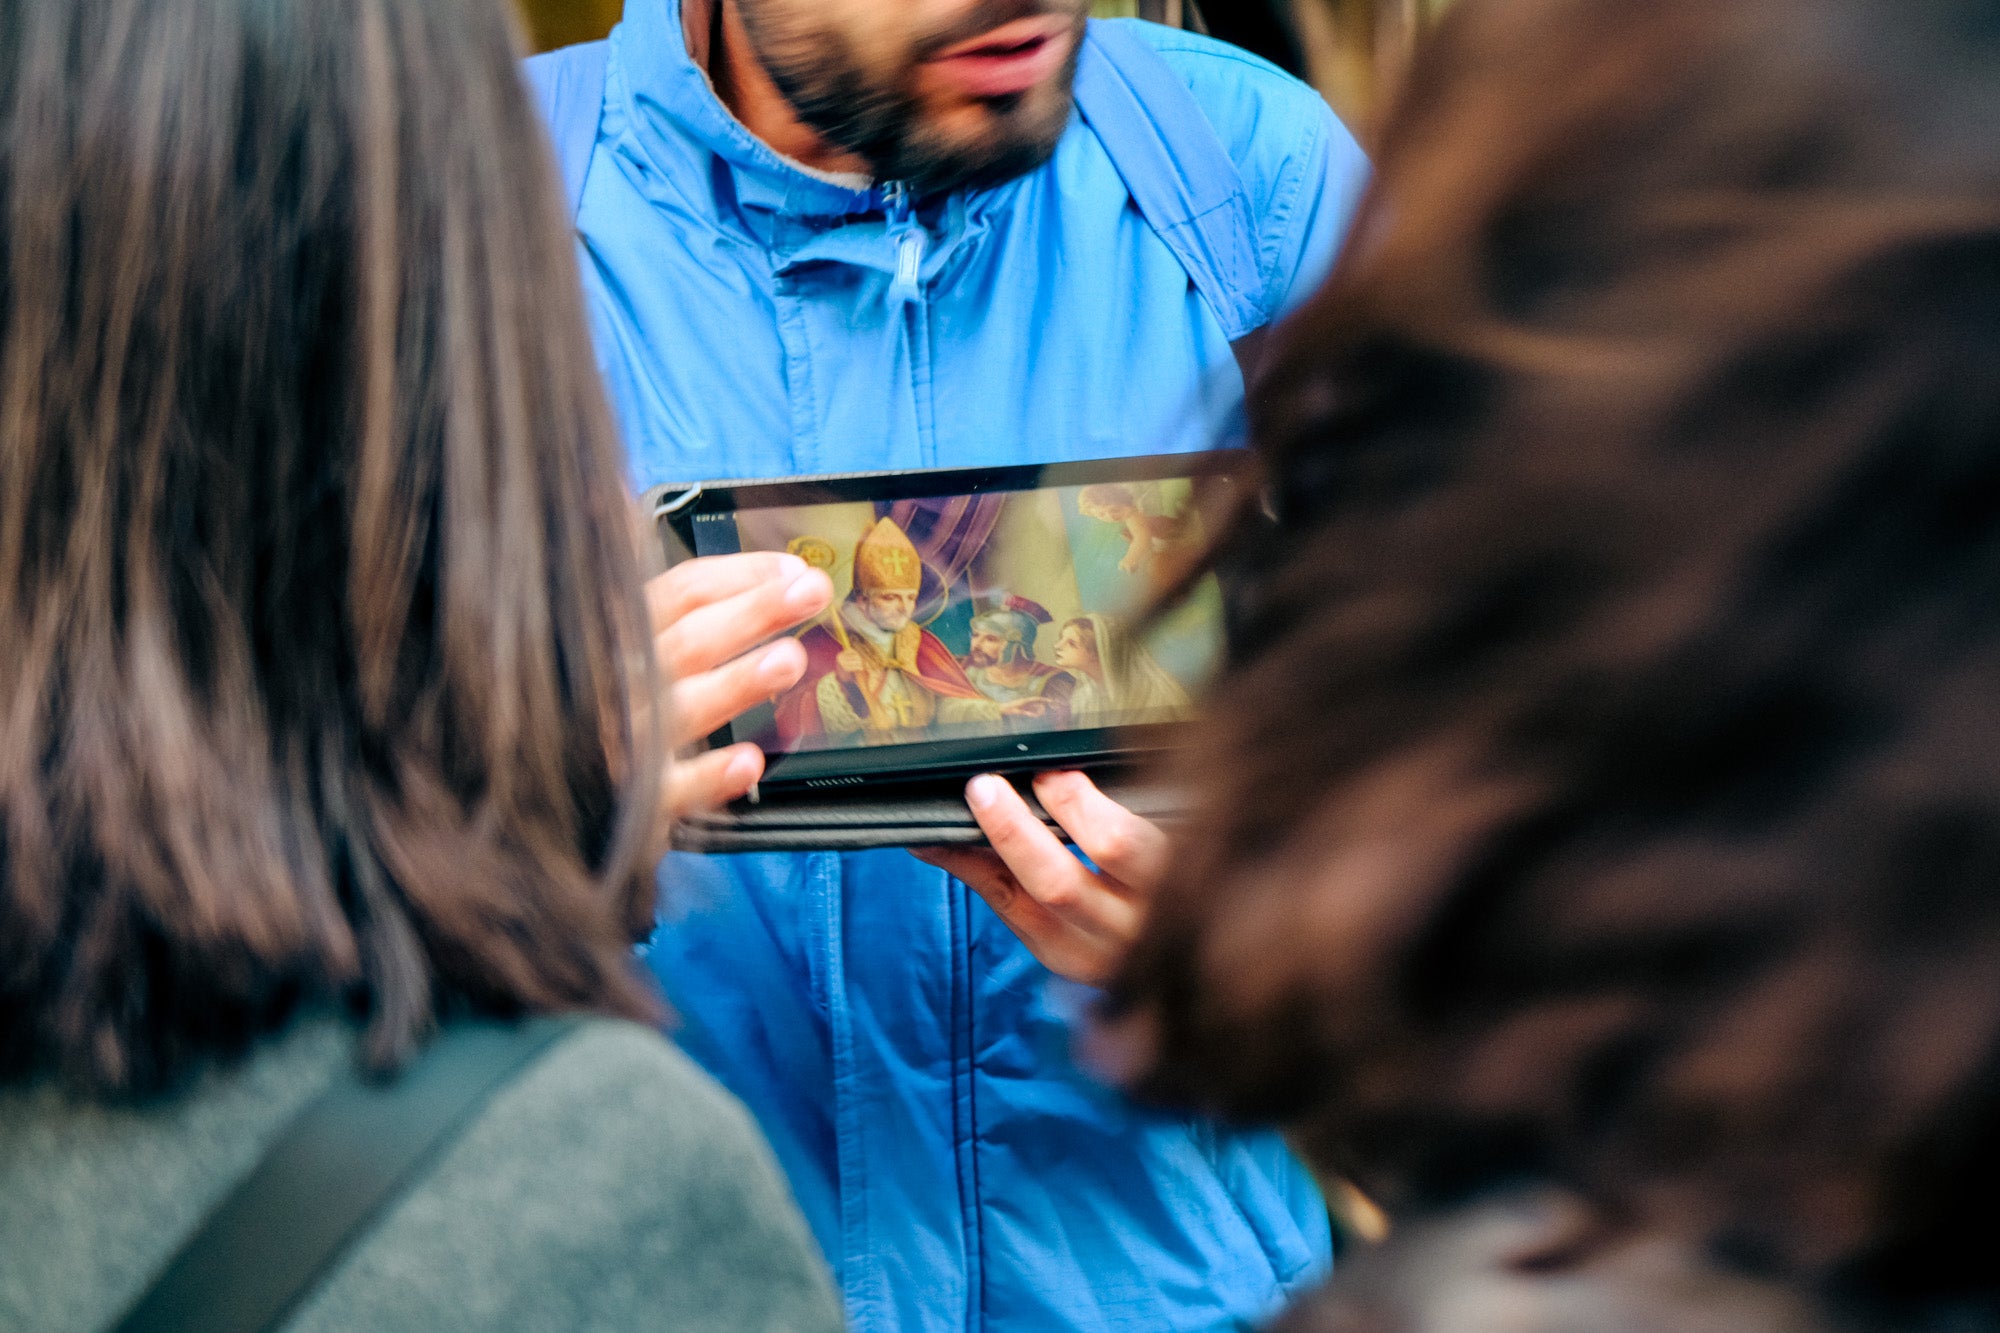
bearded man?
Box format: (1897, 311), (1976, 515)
(528, 0), (1367, 1325)
(963, 595), (1075, 726)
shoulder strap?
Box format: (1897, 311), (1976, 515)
(524, 40), (612, 220)
(1072, 21), (1266, 341)
(111, 1017), (582, 1333)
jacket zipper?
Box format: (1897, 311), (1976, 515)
(884, 180), (927, 305)
(882, 180), (937, 466)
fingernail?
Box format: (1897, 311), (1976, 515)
(785, 569), (830, 613)
(759, 640), (803, 687)
(725, 746), (763, 788)
(967, 774), (1006, 811)
(776, 553), (806, 578)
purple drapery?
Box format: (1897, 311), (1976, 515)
(878, 494), (1006, 590)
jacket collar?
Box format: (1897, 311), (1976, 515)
(611, 0), (1033, 290)
(613, 0), (886, 221)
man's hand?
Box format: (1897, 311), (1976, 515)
(648, 552), (833, 821)
(913, 771), (1167, 985)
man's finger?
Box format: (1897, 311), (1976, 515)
(646, 552), (807, 632)
(665, 743), (765, 822)
(913, 846), (1017, 906)
(964, 774), (1142, 942)
(658, 566), (832, 679)
(1031, 771), (1169, 895)
(963, 775), (1082, 898)
(914, 846), (1080, 975)
(670, 638), (808, 746)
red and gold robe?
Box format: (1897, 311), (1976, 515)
(771, 616), (990, 749)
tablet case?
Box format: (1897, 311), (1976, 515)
(674, 771), (1184, 853)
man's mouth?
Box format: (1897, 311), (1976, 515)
(922, 16), (1075, 100)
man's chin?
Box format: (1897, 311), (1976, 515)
(894, 83), (1075, 194)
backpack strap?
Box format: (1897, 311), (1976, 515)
(110, 1017), (582, 1333)
(1072, 21), (1267, 341)
(525, 40), (612, 219)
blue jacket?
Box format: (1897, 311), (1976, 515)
(537, 2), (1368, 1327)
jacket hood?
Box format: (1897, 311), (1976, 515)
(614, 0), (897, 219)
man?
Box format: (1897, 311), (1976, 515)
(962, 595), (1075, 724)
(530, 0), (1369, 1325)
(775, 519), (1039, 744)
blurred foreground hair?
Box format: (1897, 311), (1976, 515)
(1115, 0), (2000, 1311)
(0, 0), (661, 1095)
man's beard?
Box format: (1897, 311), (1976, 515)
(967, 647), (1000, 668)
(741, 0), (1083, 196)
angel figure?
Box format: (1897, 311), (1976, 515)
(1077, 483), (1195, 579)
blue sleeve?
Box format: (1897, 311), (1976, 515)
(1262, 101), (1370, 320)
(1130, 28), (1373, 327)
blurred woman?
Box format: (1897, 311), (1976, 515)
(1096, 0), (2000, 1326)
(0, 0), (837, 1327)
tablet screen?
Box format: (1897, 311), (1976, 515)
(678, 462), (1231, 774)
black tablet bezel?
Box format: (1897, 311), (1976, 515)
(648, 451), (1241, 791)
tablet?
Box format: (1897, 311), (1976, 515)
(648, 453), (1241, 794)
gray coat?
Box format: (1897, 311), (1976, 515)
(0, 1018), (843, 1331)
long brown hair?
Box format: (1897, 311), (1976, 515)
(0, 0), (662, 1096)
(1115, 0), (2000, 1310)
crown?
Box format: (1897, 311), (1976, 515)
(853, 518), (923, 595)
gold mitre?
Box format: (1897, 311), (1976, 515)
(853, 518), (923, 595)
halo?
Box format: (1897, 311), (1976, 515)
(786, 535), (838, 571)
(914, 563), (950, 626)
(845, 559), (950, 626)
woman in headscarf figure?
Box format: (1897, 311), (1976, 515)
(1054, 615), (1193, 727)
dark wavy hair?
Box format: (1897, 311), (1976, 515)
(1113, 0), (2000, 1311)
(0, 0), (662, 1096)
